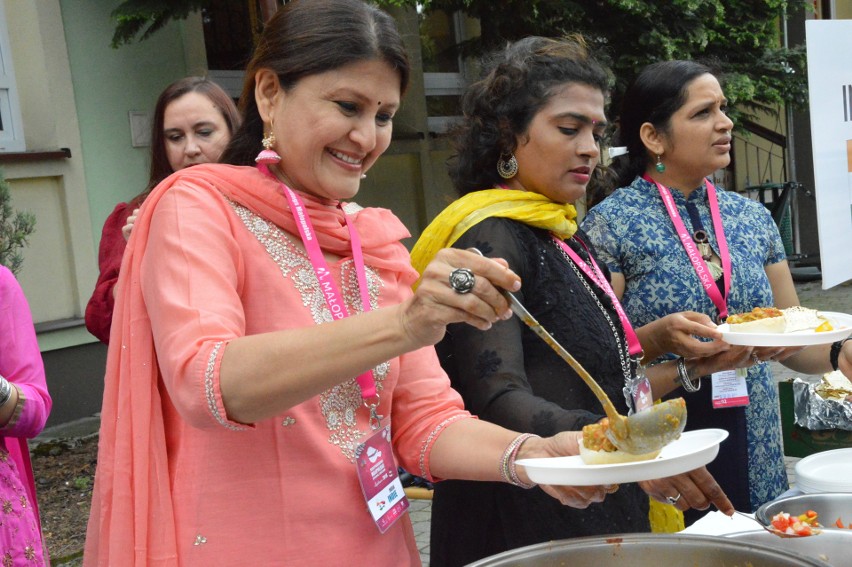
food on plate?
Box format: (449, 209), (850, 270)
(726, 306), (828, 334)
(835, 516), (852, 529)
(770, 510), (821, 536)
(815, 370), (852, 402)
(579, 418), (662, 465)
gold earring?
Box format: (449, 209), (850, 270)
(256, 118), (281, 165)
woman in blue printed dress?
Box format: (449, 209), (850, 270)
(582, 60), (852, 521)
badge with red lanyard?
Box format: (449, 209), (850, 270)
(553, 237), (653, 413)
(276, 172), (410, 532)
(647, 175), (749, 408)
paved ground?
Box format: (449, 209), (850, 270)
(408, 278), (852, 566)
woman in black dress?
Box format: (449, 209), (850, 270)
(411, 36), (743, 566)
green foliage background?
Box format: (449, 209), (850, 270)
(109, 0), (810, 126)
(397, 0), (809, 126)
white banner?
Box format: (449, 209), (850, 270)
(805, 20), (852, 288)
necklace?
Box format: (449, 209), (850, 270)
(553, 240), (633, 387)
(685, 200), (724, 281)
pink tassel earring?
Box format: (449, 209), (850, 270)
(255, 120), (281, 165)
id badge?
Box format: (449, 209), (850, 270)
(631, 374), (654, 412)
(711, 369), (750, 408)
(354, 423), (409, 533)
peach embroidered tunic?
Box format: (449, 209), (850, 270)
(84, 165), (470, 566)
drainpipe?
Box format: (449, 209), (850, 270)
(782, 4), (802, 257)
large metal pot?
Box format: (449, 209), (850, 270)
(724, 529), (852, 566)
(464, 534), (831, 566)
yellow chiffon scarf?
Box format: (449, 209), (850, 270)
(410, 188), (577, 278)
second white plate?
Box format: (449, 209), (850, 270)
(718, 311), (852, 347)
(516, 428), (729, 486)
(795, 448), (852, 494)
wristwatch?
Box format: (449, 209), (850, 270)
(830, 337), (851, 371)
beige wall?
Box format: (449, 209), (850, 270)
(4, 0), (97, 350)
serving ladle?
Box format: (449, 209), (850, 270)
(732, 510), (820, 538)
(498, 285), (686, 455)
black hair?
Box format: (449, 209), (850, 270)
(448, 35), (612, 196)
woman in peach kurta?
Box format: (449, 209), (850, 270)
(86, 164), (473, 564)
(85, 2), (633, 565)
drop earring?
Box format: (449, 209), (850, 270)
(255, 119), (282, 165)
(655, 155), (666, 173)
(497, 153), (519, 179)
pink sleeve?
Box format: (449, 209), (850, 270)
(380, 273), (473, 481)
(0, 266), (52, 438)
(391, 345), (473, 481)
(140, 185), (252, 431)
(85, 202), (133, 344)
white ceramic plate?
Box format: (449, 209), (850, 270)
(794, 448), (852, 494)
(718, 311), (852, 347)
(516, 429), (729, 486)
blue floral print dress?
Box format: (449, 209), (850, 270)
(581, 176), (789, 514)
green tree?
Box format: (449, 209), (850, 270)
(411, 0), (809, 125)
(108, 0), (809, 125)
(109, 0), (209, 49)
(0, 168), (36, 275)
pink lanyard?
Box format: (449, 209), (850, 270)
(552, 236), (643, 359)
(644, 175), (732, 320)
(280, 183), (377, 399)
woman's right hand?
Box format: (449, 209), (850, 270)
(639, 311), (727, 361)
(121, 207), (141, 241)
(688, 344), (755, 376)
(399, 248), (520, 347)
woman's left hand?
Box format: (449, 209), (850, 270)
(516, 432), (619, 508)
(639, 466), (734, 515)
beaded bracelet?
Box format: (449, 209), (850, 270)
(500, 433), (539, 489)
(0, 375), (12, 408)
(676, 357), (701, 393)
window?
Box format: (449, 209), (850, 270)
(0, 0), (25, 152)
(420, 10), (468, 133)
(203, 0), (285, 98)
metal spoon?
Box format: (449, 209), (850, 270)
(733, 510), (820, 538)
(498, 285), (686, 455)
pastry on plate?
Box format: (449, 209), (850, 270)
(726, 306), (830, 334)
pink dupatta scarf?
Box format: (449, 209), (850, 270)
(84, 164), (417, 565)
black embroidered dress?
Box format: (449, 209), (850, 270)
(430, 217), (649, 567)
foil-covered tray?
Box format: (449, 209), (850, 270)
(793, 377), (852, 431)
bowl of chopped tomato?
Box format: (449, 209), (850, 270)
(756, 493), (852, 533)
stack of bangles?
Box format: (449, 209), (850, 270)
(0, 374), (13, 408)
(500, 433), (539, 489)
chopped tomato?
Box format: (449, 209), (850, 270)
(771, 510), (821, 536)
(837, 517), (845, 529)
